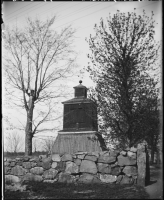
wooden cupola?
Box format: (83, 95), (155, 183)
(73, 80), (87, 98)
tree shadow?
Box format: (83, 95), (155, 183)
(145, 179), (157, 186)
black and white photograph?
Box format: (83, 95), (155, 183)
(2, 0), (162, 199)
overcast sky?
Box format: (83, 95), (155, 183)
(3, 1), (162, 85)
(2, 1), (162, 151)
(3, 1), (162, 87)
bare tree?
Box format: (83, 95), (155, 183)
(40, 136), (56, 154)
(5, 132), (24, 153)
(3, 16), (78, 155)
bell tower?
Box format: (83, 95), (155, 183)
(62, 80), (97, 132)
(53, 81), (106, 154)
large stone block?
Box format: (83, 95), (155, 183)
(39, 155), (47, 160)
(125, 147), (130, 151)
(75, 152), (87, 155)
(42, 158), (51, 170)
(37, 161), (43, 167)
(23, 157), (30, 162)
(99, 174), (117, 183)
(11, 165), (27, 176)
(111, 166), (121, 176)
(23, 173), (43, 182)
(22, 162), (31, 169)
(117, 155), (136, 166)
(51, 162), (58, 169)
(137, 144), (146, 186)
(97, 163), (111, 174)
(111, 162), (118, 168)
(74, 158), (81, 166)
(84, 155), (97, 162)
(30, 162), (37, 168)
(29, 157), (40, 162)
(6, 158), (12, 162)
(78, 173), (101, 184)
(42, 157), (51, 163)
(43, 169), (58, 180)
(58, 172), (74, 183)
(42, 162), (51, 170)
(116, 175), (123, 184)
(120, 175), (134, 184)
(30, 167), (44, 175)
(16, 161), (23, 166)
(61, 154), (73, 162)
(127, 151), (136, 159)
(4, 162), (10, 167)
(10, 162), (16, 167)
(132, 175), (138, 184)
(130, 147), (137, 153)
(51, 154), (61, 162)
(98, 155), (116, 164)
(120, 151), (127, 156)
(99, 151), (109, 156)
(75, 152), (87, 159)
(65, 161), (79, 174)
(87, 151), (99, 158)
(109, 150), (119, 157)
(122, 166), (137, 177)
(80, 160), (97, 174)
(5, 167), (11, 174)
(72, 154), (77, 159)
(56, 161), (66, 172)
(5, 183), (27, 192)
(15, 158), (22, 161)
(5, 175), (21, 184)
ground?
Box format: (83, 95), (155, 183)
(145, 164), (163, 199)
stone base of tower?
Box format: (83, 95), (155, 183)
(53, 131), (106, 154)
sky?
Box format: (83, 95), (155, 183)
(2, 1), (162, 151)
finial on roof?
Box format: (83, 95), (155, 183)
(79, 80), (82, 84)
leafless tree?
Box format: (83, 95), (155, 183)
(40, 136), (56, 154)
(3, 16), (78, 155)
(5, 132), (24, 153)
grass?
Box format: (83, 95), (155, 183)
(4, 181), (149, 199)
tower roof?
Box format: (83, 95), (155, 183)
(62, 97), (92, 104)
(73, 80), (87, 89)
(62, 80), (90, 104)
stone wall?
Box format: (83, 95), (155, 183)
(4, 144), (148, 186)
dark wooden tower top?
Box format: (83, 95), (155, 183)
(62, 80), (92, 105)
(61, 81), (98, 132)
(74, 80), (87, 98)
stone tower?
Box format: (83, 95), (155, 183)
(53, 81), (106, 154)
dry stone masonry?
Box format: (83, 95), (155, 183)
(4, 144), (148, 186)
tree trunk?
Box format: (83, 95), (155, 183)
(25, 96), (34, 156)
(151, 148), (154, 163)
(156, 149), (160, 165)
